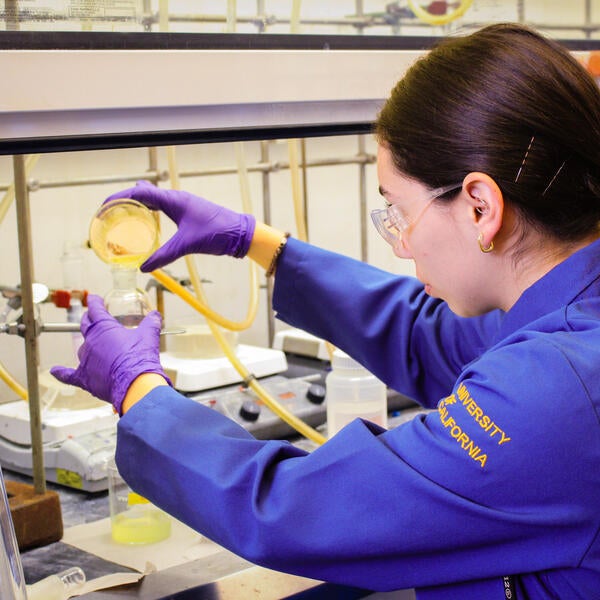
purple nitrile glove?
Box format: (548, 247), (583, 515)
(50, 295), (170, 415)
(104, 181), (256, 272)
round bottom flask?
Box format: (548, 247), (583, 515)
(88, 198), (157, 327)
(89, 199), (159, 270)
(104, 267), (153, 327)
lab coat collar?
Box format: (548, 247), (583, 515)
(494, 237), (600, 343)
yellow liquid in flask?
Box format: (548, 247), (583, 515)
(89, 199), (159, 269)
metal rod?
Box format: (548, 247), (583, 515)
(4, 8), (599, 34)
(517, 0), (525, 23)
(255, 0), (266, 33)
(585, 0), (592, 39)
(13, 155), (46, 495)
(354, 0), (368, 34)
(161, 14), (383, 28)
(357, 135), (368, 263)
(142, 0), (153, 31)
(354, 2), (368, 260)
(175, 156), (376, 178)
(0, 156), (375, 195)
(22, 170), (166, 192)
(147, 148), (167, 351)
(4, 0), (19, 30)
(39, 322), (81, 333)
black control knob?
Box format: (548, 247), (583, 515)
(306, 383), (326, 405)
(239, 399), (261, 422)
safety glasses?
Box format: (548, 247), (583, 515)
(370, 183), (462, 246)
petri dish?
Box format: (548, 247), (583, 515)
(89, 199), (159, 269)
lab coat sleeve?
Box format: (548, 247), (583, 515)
(273, 239), (502, 407)
(116, 333), (600, 594)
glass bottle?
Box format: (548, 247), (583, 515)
(104, 267), (153, 328)
(61, 241), (85, 356)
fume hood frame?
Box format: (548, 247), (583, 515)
(3, 30), (600, 496)
(1, 31), (599, 155)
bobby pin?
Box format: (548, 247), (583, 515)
(514, 135), (535, 183)
(542, 160), (566, 197)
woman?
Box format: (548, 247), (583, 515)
(52, 24), (600, 599)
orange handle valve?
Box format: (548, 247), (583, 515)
(51, 289), (72, 309)
(407, 0), (472, 25)
(50, 289), (89, 309)
(427, 1), (450, 15)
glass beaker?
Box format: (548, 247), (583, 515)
(89, 198), (159, 270)
(107, 459), (171, 545)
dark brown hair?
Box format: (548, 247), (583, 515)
(376, 23), (600, 241)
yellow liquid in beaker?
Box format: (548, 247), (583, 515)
(89, 200), (159, 269)
(111, 508), (171, 545)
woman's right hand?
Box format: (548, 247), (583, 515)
(50, 295), (169, 415)
(105, 181), (256, 272)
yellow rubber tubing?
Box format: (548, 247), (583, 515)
(0, 361), (27, 400)
(287, 140), (308, 242)
(153, 266), (326, 445)
(163, 146), (325, 444)
(152, 265), (258, 333)
(182, 257), (327, 446)
(165, 146), (259, 331)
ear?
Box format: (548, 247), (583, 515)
(462, 172), (504, 249)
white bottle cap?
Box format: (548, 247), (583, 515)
(332, 349), (362, 370)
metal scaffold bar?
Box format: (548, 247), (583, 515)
(13, 154), (45, 495)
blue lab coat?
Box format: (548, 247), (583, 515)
(117, 237), (600, 599)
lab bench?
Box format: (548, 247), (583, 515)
(12, 469), (415, 599)
(12, 357), (419, 599)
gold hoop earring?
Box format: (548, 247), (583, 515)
(478, 233), (494, 253)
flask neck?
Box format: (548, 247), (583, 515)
(111, 266), (139, 290)
(105, 267), (152, 327)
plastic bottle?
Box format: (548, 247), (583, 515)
(104, 267), (153, 328)
(60, 242), (85, 356)
(326, 349), (387, 438)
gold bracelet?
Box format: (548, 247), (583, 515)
(265, 232), (291, 278)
